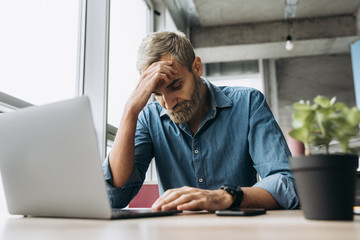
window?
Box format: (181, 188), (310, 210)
(107, 0), (152, 128)
(205, 60), (264, 93)
(0, 0), (82, 105)
(206, 60), (259, 77)
(164, 7), (177, 31)
(106, 0), (155, 181)
(0, 0), (83, 217)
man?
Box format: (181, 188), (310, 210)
(103, 31), (299, 211)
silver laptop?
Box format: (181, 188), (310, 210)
(0, 96), (180, 219)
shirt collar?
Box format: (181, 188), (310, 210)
(203, 77), (233, 109)
(159, 77), (233, 118)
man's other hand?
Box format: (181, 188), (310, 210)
(151, 186), (233, 212)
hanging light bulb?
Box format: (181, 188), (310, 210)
(285, 35), (294, 51)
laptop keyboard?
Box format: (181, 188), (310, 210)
(111, 208), (182, 219)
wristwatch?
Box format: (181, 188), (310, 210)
(220, 185), (244, 210)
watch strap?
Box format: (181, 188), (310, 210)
(220, 185), (244, 209)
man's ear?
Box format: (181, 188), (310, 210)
(192, 57), (203, 77)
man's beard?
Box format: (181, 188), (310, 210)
(167, 75), (202, 124)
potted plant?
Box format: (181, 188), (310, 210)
(288, 95), (360, 220)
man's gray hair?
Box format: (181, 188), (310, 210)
(136, 31), (195, 73)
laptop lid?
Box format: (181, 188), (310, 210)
(0, 96), (112, 219)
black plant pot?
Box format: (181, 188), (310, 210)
(289, 154), (359, 221)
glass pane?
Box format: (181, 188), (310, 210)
(207, 60), (263, 93)
(165, 7), (177, 31)
(210, 77), (264, 93)
(206, 60), (259, 77)
(0, 0), (81, 105)
(107, 0), (149, 127)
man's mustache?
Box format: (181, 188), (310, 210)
(171, 101), (191, 112)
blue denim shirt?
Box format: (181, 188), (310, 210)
(103, 78), (299, 209)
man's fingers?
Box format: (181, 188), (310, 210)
(153, 187), (204, 211)
(137, 72), (169, 95)
(152, 187), (194, 210)
(152, 187), (233, 212)
(132, 59), (178, 109)
(160, 192), (199, 211)
(161, 64), (177, 79)
(152, 189), (180, 210)
(144, 61), (177, 82)
(176, 199), (204, 211)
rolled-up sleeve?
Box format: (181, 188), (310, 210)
(102, 109), (154, 208)
(253, 173), (299, 209)
(248, 90), (299, 209)
(102, 156), (145, 208)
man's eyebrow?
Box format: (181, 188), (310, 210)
(152, 78), (182, 94)
(166, 78), (182, 89)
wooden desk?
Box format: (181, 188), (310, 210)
(0, 210), (359, 240)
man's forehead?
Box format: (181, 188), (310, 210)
(153, 78), (182, 93)
(159, 55), (181, 68)
(151, 55), (192, 92)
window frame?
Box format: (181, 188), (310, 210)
(82, 0), (111, 161)
(0, 92), (33, 113)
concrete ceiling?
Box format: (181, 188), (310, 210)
(165, 0), (360, 62)
(192, 0), (360, 26)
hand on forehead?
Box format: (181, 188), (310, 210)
(159, 55), (182, 74)
(156, 56), (187, 84)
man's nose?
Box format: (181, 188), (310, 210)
(163, 95), (177, 110)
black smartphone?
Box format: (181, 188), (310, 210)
(215, 208), (266, 216)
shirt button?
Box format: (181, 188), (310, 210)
(198, 178), (203, 183)
(194, 149), (199, 154)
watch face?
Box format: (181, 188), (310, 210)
(222, 185), (237, 191)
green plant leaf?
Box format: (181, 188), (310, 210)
(291, 110), (315, 129)
(290, 95), (360, 154)
(347, 107), (360, 126)
(309, 134), (331, 146)
(313, 95), (331, 108)
(315, 109), (332, 138)
(332, 102), (349, 112)
(289, 127), (310, 144)
(293, 101), (312, 111)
